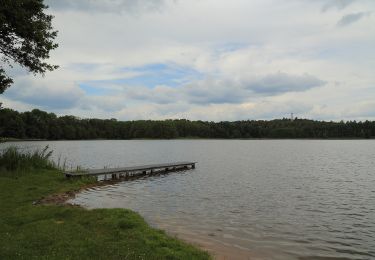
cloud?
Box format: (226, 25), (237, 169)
(125, 85), (179, 104)
(45, 0), (169, 14)
(243, 73), (325, 95)
(4, 78), (84, 110)
(79, 95), (126, 112)
(337, 12), (371, 27)
(117, 72), (325, 105)
(183, 78), (246, 105)
(117, 63), (203, 88)
(343, 100), (375, 117)
(182, 73), (325, 104)
(72, 63), (202, 96)
(321, 0), (355, 12)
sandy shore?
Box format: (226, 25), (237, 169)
(155, 222), (275, 260)
(170, 232), (263, 260)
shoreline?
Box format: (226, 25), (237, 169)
(49, 178), (268, 259)
(155, 222), (270, 260)
(41, 178), (255, 259)
(2, 137), (374, 143)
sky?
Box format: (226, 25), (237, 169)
(2, 0), (375, 121)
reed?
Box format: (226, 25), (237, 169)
(0, 145), (55, 172)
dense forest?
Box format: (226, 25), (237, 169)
(1, 108), (374, 140)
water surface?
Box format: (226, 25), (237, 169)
(4, 140), (375, 259)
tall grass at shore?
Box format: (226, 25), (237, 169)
(0, 146), (55, 172)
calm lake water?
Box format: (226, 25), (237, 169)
(3, 140), (375, 259)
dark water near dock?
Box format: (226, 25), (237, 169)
(3, 140), (375, 259)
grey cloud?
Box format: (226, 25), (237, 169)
(245, 73), (325, 95)
(321, 0), (355, 12)
(337, 12), (371, 27)
(45, 0), (169, 14)
(187, 73), (325, 104)
(184, 79), (246, 105)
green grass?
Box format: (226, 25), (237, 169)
(0, 148), (210, 259)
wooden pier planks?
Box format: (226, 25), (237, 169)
(65, 161), (196, 179)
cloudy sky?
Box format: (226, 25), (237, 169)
(2, 0), (375, 121)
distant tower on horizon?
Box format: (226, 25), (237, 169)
(290, 113), (294, 121)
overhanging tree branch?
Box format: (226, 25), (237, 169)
(0, 0), (58, 94)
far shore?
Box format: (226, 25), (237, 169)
(2, 137), (374, 143)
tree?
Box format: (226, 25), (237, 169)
(0, 0), (58, 93)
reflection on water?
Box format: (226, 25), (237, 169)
(4, 140), (375, 259)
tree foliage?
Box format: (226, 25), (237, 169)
(0, 0), (58, 93)
(1, 108), (374, 140)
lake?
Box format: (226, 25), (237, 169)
(3, 140), (375, 259)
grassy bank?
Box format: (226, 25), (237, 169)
(0, 148), (210, 259)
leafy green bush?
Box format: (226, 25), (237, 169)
(0, 146), (55, 172)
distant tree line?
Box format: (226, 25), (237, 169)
(1, 108), (374, 140)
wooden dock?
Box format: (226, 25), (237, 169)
(65, 161), (196, 180)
